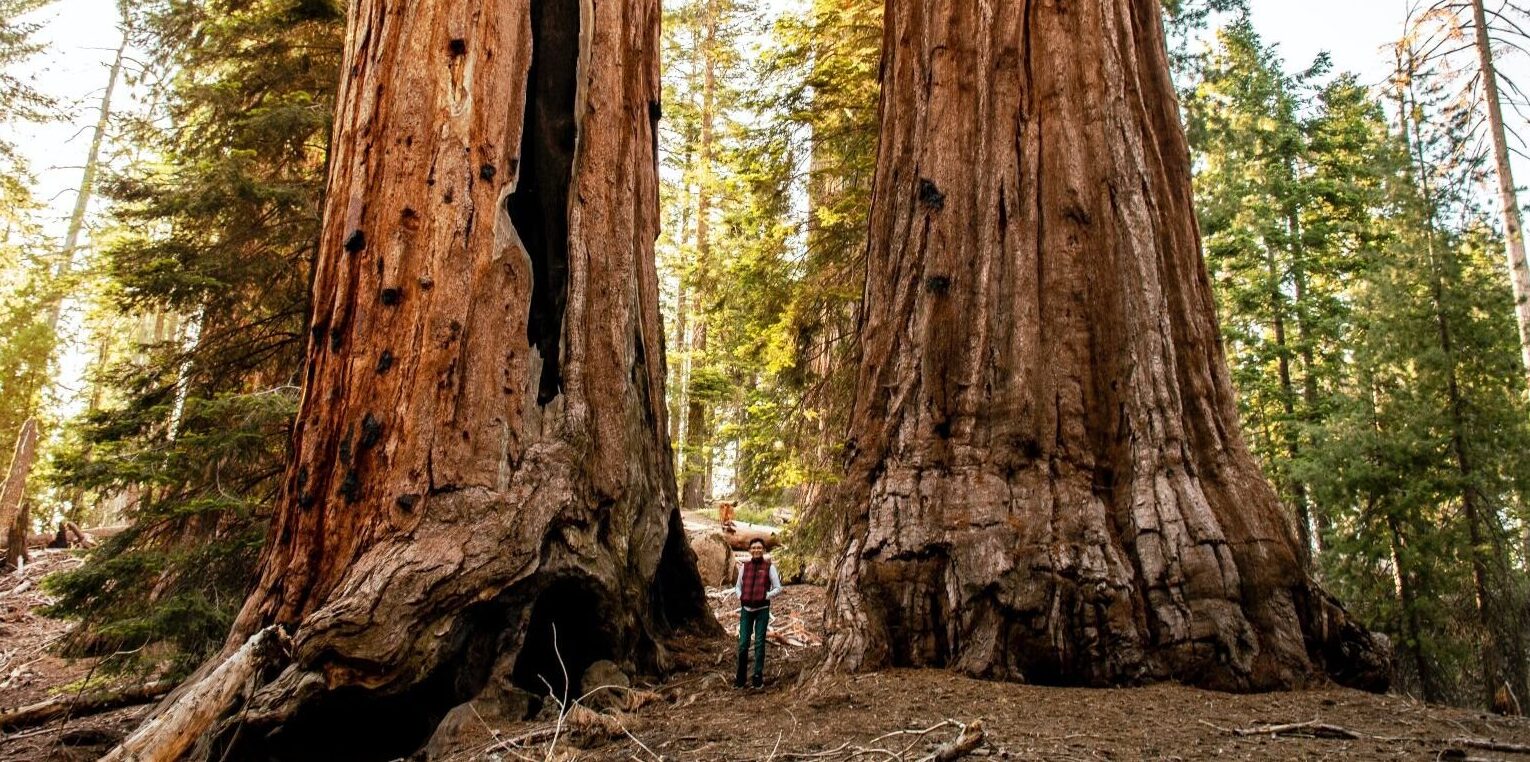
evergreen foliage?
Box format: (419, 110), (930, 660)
(1185, 18), (1530, 708)
(43, 0), (342, 673)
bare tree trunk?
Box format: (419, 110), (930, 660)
(0, 419), (39, 570)
(680, 0), (717, 511)
(821, 0), (1388, 692)
(1471, 0), (1530, 390)
(1386, 512), (1444, 703)
(109, 0), (711, 758)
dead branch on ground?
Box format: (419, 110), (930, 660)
(0, 680), (174, 730)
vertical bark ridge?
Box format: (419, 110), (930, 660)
(822, 0), (1388, 692)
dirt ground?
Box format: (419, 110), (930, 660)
(0, 549), (153, 762)
(3, 557), (1530, 761)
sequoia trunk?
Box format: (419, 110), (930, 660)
(118, 0), (711, 757)
(822, 0), (1388, 691)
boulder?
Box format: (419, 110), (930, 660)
(579, 659), (630, 712)
(687, 531), (735, 587)
(420, 685), (535, 760)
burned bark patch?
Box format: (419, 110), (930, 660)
(918, 178), (945, 210)
(506, 0), (578, 406)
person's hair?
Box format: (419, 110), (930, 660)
(748, 538), (766, 549)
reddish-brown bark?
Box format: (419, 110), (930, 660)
(112, 0), (711, 757)
(821, 0), (1388, 692)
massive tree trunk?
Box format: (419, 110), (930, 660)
(112, 0), (711, 758)
(821, 0), (1389, 692)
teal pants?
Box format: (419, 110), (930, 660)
(736, 606), (769, 683)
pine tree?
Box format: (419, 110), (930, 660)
(44, 0), (344, 673)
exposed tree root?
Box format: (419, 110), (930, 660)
(99, 626), (283, 762)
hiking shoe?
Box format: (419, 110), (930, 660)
(733, 678), (746, 689)
(751, 677), (764, 689)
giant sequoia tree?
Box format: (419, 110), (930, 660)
(106, 0), (709, 758)
(821, 0), (1389, 691)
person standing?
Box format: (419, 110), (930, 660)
(734, 537), (781, 688)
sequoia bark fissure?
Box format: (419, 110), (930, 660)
(822, 0), (1388, 691)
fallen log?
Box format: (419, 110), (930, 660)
(721, 520), (780, 550)
(0, 680), (175, 730)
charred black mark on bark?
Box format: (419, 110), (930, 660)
(448, 38), (467, 56)
(338, 431), (354, 465)
(479, 163), (496, 181)
(344, 230), (366, 254)
(380, 287), (402, 305)
(376, 350), (394, 374)
(395, 493), (419, 511)
(329, 327), (344, 352)
(417, 276), (434, 290)
(648, 100), (662, 161)
(925, 275), (951, 294)
(359, 413), (383, 450)
(507, 0), (578, 406)
(294, 467), (312, 509)
(338, 468), (361, 503)
(918, 178), (945, 210)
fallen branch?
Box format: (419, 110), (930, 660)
(1201, 718), (1361, 740)
(1449, 737), (1530, 754)
(0, 680), (174, 730)
(921, 719), (985, 761)
(99, 626), (282, 762)
(1225, 720), (1360, 740)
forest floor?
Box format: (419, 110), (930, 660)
(2, 552), (1530, 760)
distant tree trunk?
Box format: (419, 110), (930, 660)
(109, 0), (711, 757)
(1, 419), (38, 570)
(1385, 511), (1443, 703)
(821, 0), (1388, 691)
(681, 0), (718, 511)
(5, 501), (28, 569)
(1470, 0), (1530, 390)
(1401, 55), (1530, 712)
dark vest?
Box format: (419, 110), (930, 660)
(740, 559), (772, 607)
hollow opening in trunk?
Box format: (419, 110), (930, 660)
(648, 508), (714, 634)
(512, 577), (616, 702)
(507, 0), (578, 406)
(230, 650), (472, 761)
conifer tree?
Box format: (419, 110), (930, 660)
(45, 0), (344, 671)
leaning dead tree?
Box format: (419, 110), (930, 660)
(105, 0), (710, 758)
(821, 0), (1390, 692)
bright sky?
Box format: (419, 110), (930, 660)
(1249, 0), (1408, 88)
